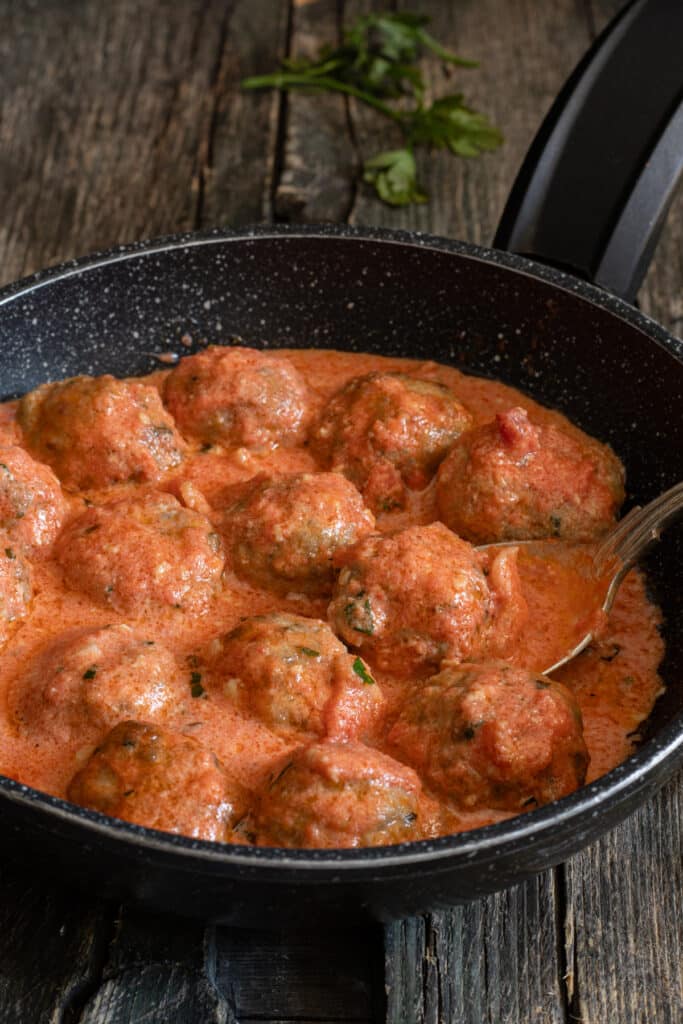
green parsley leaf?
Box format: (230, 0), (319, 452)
(352, 657), (375, 685)
(297, 646), (321, 658)
(4, 547), (14, 560)
(83, 667), (97, 680)
(408, 96), (503, 156)
(363, 148), (427, 207)
(242, 10), (500, 207)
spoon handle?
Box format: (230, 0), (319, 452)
(594, 480), (683, 577)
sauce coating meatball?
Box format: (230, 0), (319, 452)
(18, 375), (184, 491)
(163, 345), (310, 448)
(11, 625), (185, 743)
(255, 741), (422, 848)
(389, 661), (588, 811)
(436, 406), (625, 543)
(222, 472), (375, 595)
(56, 493), (224, 616)
(309, 372), (473, 512)
(0, 445), (67, 551)
(213, 613), (382, 740)
(0, 538), (31, 648)
(67, 721), (249, 842)
(328, 523), (491, 675)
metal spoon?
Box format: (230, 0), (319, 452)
(478, 480), (683, 675)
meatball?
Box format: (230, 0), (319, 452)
(18, 374), (184, 490)
(436, 406), (625, 543)
(309, 372), (473, 512)
(213, 613), (382, 740)
(222, 472), (375, 596)
(0, 445), (67, 551)
(328, 523), (491, 675)
(56, 492), (224, 616)
(11, 625), (185, 743)
(67, 721), (249, 842)
(0, 539), (31, 648)
(163, 345), (310, 448)
(389, 661), (588, 811)
(255, 741), (422, 848)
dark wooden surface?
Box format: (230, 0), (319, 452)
(0, 1), (681, 1021)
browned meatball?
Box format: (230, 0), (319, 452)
(18, 375), (184, 491)
(221, 472), (375, 596)
(389, 661), (588, 811)
(309, 372), (473, 512)
(328, 523), (491, 675)
(56, 493), (224, 616)
(67, 721), (249, 841)
(436, 406), (625, 543)
(163, 345), (310, 448)
(0, 538), (31, 648)
(213, 613), (382, 740)
(255, 741), (422, 848)
(0, 445), (67, 551)
(11, 625), (185, 743)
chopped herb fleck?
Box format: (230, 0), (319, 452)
(462, 725), (475, 740)
(190, 671), (206, 698)
(270, 761), (294, 789)
(344, 595), (375, 635)
(4, 547), (14, 560)
(297, 646), (321, 658)
(549, 514), (563, 536)
(82, 666), (97, 680)
(352, 657), (375, 685)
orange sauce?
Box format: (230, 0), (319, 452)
(0, 349), (665, 835)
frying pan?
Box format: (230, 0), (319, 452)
(0, 0), (682, 926)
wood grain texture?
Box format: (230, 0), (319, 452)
(0, 860), (111, 1022)
(77, 905), (232, 1024)
(213, 924), (384, 1022)
(385, 874), (566, 1024)
(274, 0), (356, 222)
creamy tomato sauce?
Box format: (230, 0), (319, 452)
(0, 347), (664, 846)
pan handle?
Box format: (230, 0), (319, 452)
(494, 0), (683, 304)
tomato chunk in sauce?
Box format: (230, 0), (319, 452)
(0, 346), (664, 848)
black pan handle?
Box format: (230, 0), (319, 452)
(494, 0), (683, 303)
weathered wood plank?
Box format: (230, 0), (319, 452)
(563, 776), (683, 1024)
(199, 0), (291, 228)
(77, 904), (231, 1023)
(0, 860), (112, 1022)
(274, 0), (356, 222)
(0, 0), (290, 287)
(385, 872), (566, 1024)
(213, 924), (384, 1022)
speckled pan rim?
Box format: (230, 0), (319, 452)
(0, 223), (681, 873)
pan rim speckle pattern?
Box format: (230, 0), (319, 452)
(0, 224), (681, 883)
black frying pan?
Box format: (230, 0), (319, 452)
(0, 0), (682, 925)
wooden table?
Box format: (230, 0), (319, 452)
(0, 2), (681, 1021)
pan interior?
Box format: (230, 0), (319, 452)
(0, 230), (680, 845)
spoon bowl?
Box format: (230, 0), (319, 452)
(477, 481), (683, 675)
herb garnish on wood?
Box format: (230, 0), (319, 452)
(242, 12), (501, 207)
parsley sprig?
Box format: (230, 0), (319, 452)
(242, 12), (501, 207)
